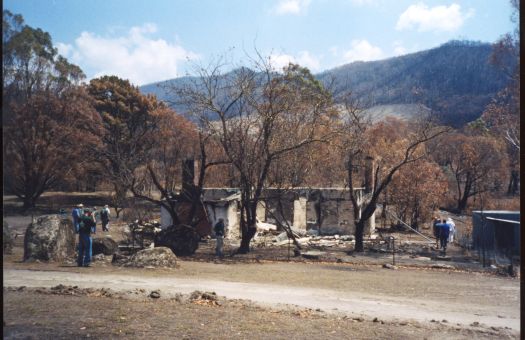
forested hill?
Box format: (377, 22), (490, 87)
(140, 40), (512, 128)
(317, 40), (510, 127)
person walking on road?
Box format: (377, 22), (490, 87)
(77, 210), (96, 267)
(214, 218), (225, 257)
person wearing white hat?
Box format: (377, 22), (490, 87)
(101, 205), (111, 232)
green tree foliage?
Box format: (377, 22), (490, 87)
(2, 10), (96, 209)
(87, 76), (163, 215)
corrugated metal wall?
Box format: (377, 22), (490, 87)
(472, 211), (520, 265)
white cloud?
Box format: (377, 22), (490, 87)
(57, 23), (199, 85)
(342, 39), (384, 63)
(273, 0), (311, 15)
(349, 0), (379, 6)
(269, 53), (295, 70)
(269, 50), (321, 72)
(56, 42), (74, 57)
(392, 41), (407, 56)
(296, 51), (321, 71)
(393, 46), (407, 56)
(396, 3), (474, 32)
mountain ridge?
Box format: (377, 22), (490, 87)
(140, 40), (511, 128)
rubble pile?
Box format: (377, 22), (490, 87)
(5, 285), (123, 298)
(189, 290), (220, 306)
(252, 228), (357, 249)
(92, 253), (110, 262)
(307, 234), (355, 249)
(127, 220), (162, 248)
(367, 240), (434, 257)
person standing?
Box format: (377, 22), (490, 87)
(92, 206), (100, 225)
(100, 205), (111, 232)
(72, 204), (84, 233)
(77, 210), (96, 267)
(439, 219), (451, 254)
(432, 216), (441, 249)
(446, 217), (456, 244)
(214, 218), (225, 257)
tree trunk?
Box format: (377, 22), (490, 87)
(381, 189), (387, 220)
(457, 177), (472, 212)
(115, 207), (122, 218)
(412, 200), (420, 231)
(354, 220), (365, 252)
(238, 226), (256, 254)
(507, 170), (519, 196)
(457, 193), (469, 212)
(237, 201), (257, 254)
(22, 197), (36, 211)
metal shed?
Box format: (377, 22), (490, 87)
(472, 210), (520, 266)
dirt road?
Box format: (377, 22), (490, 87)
(4, 265), (519, 332)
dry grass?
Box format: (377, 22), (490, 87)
(4, 289), (516, 340)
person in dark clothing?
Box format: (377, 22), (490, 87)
(214, 218), (225, 257)
(100, 205), (111, 232)
(72, 203), (84, 233)
(438, 219), (451, 253)
(432, 216), (441, 249)
(77, 210), (96, 267)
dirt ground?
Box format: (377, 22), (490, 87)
(2, 192), (521, 339)
(3, 287), (517, 340)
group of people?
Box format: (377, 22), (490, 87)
(71, 203), (111, 267)
(432, 217), (456, 254)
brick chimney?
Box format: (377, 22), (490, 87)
(181, 158), (197, 201)
(364, 156), (374, 194)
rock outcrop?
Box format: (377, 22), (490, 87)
(92, 237), (118, 256)
(154, 224), (200, 256)
(122, 247), (179, 268)
(24, 215), (76, 262)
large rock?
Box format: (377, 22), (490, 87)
(154, 224), (200, 256)
(92, 237), (118, 255)
(24, 215), (76, 262)
(123, 247), (179, 268)
(3, 220), (14, 254)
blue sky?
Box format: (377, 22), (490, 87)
(4, 0), (515, 85)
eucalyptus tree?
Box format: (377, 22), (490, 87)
(87, 76), (163, 216)
(174, 57), (336, 253)
(340, 97), (450, 252)
(3, 10), (96, 209)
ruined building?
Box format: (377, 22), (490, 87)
(160, 159), (375, 238)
